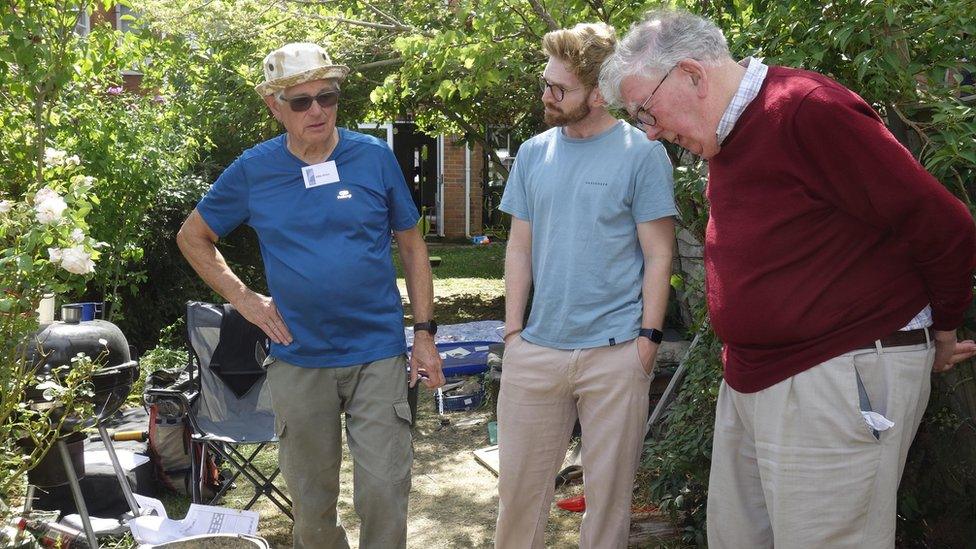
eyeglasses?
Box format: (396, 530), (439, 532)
(631, 65), (676, 128)
(539, 76), (582, 103)
(277, 90), (340, 112)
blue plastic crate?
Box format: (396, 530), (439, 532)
(435, 384), (485, 412)
(407, 340), (494, 377)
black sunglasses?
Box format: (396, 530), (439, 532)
(278, 90), (340, 112)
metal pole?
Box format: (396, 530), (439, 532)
(96, 424), (141, 517)
(57, 439), (98, 548)
(22, 485), (35, 514)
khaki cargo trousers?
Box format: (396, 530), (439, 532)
(264, 354), (413, 549)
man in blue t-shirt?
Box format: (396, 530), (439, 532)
(177, 43), (444, 549)
(494, 24), (677, 548)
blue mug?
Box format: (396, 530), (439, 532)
(66, 301), (104, 321)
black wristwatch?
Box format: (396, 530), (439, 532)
(414, 320), (438, 336)
(638, 328), (664, 344)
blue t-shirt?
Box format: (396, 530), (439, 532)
(196, 129), (419, 367)
(499, 121), (677, 349)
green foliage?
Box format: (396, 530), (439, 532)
(721, 0), (975, 207)
(129, 318), (189, 404)
(59, 80), (201, 314)
(0, 0), (206, 323)
(111, 173), (215, 350)
(897, 389), (976, 547)
(0, 0), (120, 511)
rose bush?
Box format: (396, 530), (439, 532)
(0, 147), (104, 508)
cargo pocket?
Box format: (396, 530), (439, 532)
(273, 416), (286, 441)
(261, 355), (285, 440)
(390, 399), (413, 481)
(393, 399), (412, 426)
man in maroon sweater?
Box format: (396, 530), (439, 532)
(600, 8), (976, 549)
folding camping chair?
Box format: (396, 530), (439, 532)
(180, 301), (292, 519)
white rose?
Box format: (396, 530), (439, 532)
(34, 188), (67, 225)
(66, 155), (81, 166)
(58, 245), (95, 275)
(0, 200), (11, 214)
(43, 147), (67, 166)
(70, 228), (85, 243)
(47, 247), (63, 263)
(34, 188), (59, 205)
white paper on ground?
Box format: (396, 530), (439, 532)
(474, 346), (490, 351)
(85, 449), (151, 471)
(444, 347), (471, 358)
(128, 502), (258, 546)
(62, 514), (126, 535)
(134, 494), (168, 518)
(861, 411), (895, 432)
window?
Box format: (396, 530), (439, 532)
(74, 9), (90, 36)
(115, 4), (136, 33)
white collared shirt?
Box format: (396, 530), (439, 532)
(716, 57), (769, 144)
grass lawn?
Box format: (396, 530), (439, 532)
(394, 242), (505, 280)
(394, 243), (506, 326)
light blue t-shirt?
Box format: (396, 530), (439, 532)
(196, 129), (419, 368)
(499, 121), (676, 349)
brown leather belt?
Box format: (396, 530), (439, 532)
(856, 328), (930, 351)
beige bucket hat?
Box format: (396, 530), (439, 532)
(254, 43), (350, 97)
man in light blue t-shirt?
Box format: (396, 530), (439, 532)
(495, 24), (677, 549)
(177, 43), (443, 549)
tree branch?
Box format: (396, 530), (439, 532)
(329, 15), (407, 31)
(282, 0), (415, 32)
(584, 0), (609, 23)
(354, 57), (403, 71)
(501, 0), (543, 41)
(890, 103), (932, 149)
(357, 0), (403, 27)
(434, 103), (510, 178)
(527, 0), (558, 31)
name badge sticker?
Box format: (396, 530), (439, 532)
(302, 160), (341, 189)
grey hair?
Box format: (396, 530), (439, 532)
(599, 9), (730, 106)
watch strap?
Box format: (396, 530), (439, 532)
(638, 328), (664, 344)
(414, 320), (438, 335)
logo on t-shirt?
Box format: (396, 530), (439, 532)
(337, 189), (352, 200)
(584, 181), (609, 187)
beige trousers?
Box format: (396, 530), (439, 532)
(707, 340), (935, 549)
(495, 336), (653, 549)
(265, 354), (413, 549)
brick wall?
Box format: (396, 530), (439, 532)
(90, 4), (144, 91)
(89, 4), (115, 28)
(440, 137), (484, 238)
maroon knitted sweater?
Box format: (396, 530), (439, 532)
(706, 66), (976, 393)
